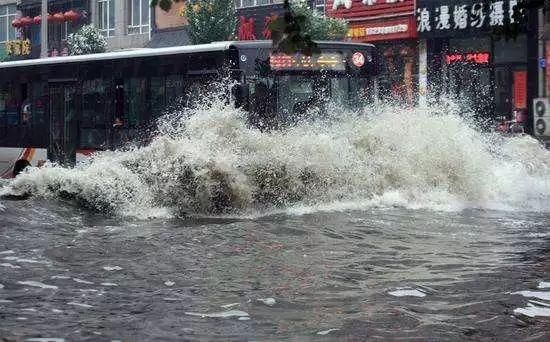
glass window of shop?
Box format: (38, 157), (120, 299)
(98, 0), (115, 37)
(494, 35), (528, 119)
(377, 42), (418, 107)
(446, 37), (494, 123)
(128, 0), (150, 35)
(0, 5), (17, 51)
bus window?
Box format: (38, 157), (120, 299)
(80, 79), (108, 149)
(248, 78), (276, 130)
(124, 78), (147, 127)
(165, 75), (185, 108)
(30, 81), (48, 147)
(150, 77), (166, 119)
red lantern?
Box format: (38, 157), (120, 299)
(33, 15), (41, 25)
(11, 18), (21, 28)
(53, 12), (65, 22)
(64, 10), (79, 22)
(20, 16), (33, 27)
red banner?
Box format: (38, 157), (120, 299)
(513, 70), (527, 110)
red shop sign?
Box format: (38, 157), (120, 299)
(347, 16), (417, 42)
(327, 0), (414, 20)
(445, 52), (490, 65)
(513, 71), (527, 109)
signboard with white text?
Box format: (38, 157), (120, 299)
(416, 0), (520, 38)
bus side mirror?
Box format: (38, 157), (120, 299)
(232, 83), (249, 110)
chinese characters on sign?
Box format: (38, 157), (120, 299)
(5, 40), (31, 56)
(417, 0), (517, 34)
(445, 52), (491, 65)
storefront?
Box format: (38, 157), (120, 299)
(417, 0), (537, 129)
(327, 0), (418, 106)
(16, 0), (90, 59)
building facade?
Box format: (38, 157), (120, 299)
(0, 0), (17, 61)
(235, 0), (320, 41)
(1, 0), (152, 60)
(326, 0), (418, 106)
(416, 0), (538, 132)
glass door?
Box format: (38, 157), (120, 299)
(48, 83), (78, 165)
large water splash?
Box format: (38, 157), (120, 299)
(2, 99), (550, 218)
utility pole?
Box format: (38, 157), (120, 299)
(40, 0), (47, 58)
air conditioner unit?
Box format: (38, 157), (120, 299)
(533, 98), (550, 137)
(534, 98), (549, 117)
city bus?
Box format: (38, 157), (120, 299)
(0, 40), (377, 177)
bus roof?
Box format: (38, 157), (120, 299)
(0, 40), (375, 69)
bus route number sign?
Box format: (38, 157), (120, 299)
(269, 53), (346, 71)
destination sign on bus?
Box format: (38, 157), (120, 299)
(269, 52), (346, 71)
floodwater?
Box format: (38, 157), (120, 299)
(1, 101), (550, 340)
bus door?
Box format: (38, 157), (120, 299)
(48, 82), (78, 165)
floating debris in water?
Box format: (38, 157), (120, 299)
(17, 281), (58, 290)
(257, 298), (276, 306)
(317, 328), (340, 335)
(102, 266), (123, 271)
(184, 310), (250, 319)
(388, 288), (427, 298)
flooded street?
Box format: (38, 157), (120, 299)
(1, 103), (550, 340)
(1, 200), (550, 341)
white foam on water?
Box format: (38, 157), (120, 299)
(100, 282), (118, 287)
(317, 329), (340, 335)
(388, 288), (427, 298)
(221, 303), (240, 309)
(514, 303), (550, 318)
(0, 263), (21, 269)
(257, 298), (276, 306)
(51, 275), (71, 279)
(67, 302), (94, 308)
(22, 308), (37, 312)
(164, 280), (175, 287)
(2, 98), (550, 217)
(539, 282), (550, 289)
(0, 250), (15, 255)
(73, 278), (94, 285)
(512, 291), (550, 301)
(26, 338), (65, 342)
(102, 266), (123, 271)
(0, 283), (4, 289)
(3, 256), (50, 265)
(184, 309), (250, 319)
(17, 281), (58, 290)
(0, 299), (13, 303)
(52, 309), (63, 313)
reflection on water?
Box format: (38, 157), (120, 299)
(0, 200), (549, 340)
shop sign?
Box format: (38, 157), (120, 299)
(327, 0), (414, 20)
(5, 40), (31, 56)
(416, 0), (518, 38)
(513, 70), (527, 109)
(444, 52), (491, 65)
(347, 16), (416, 41)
